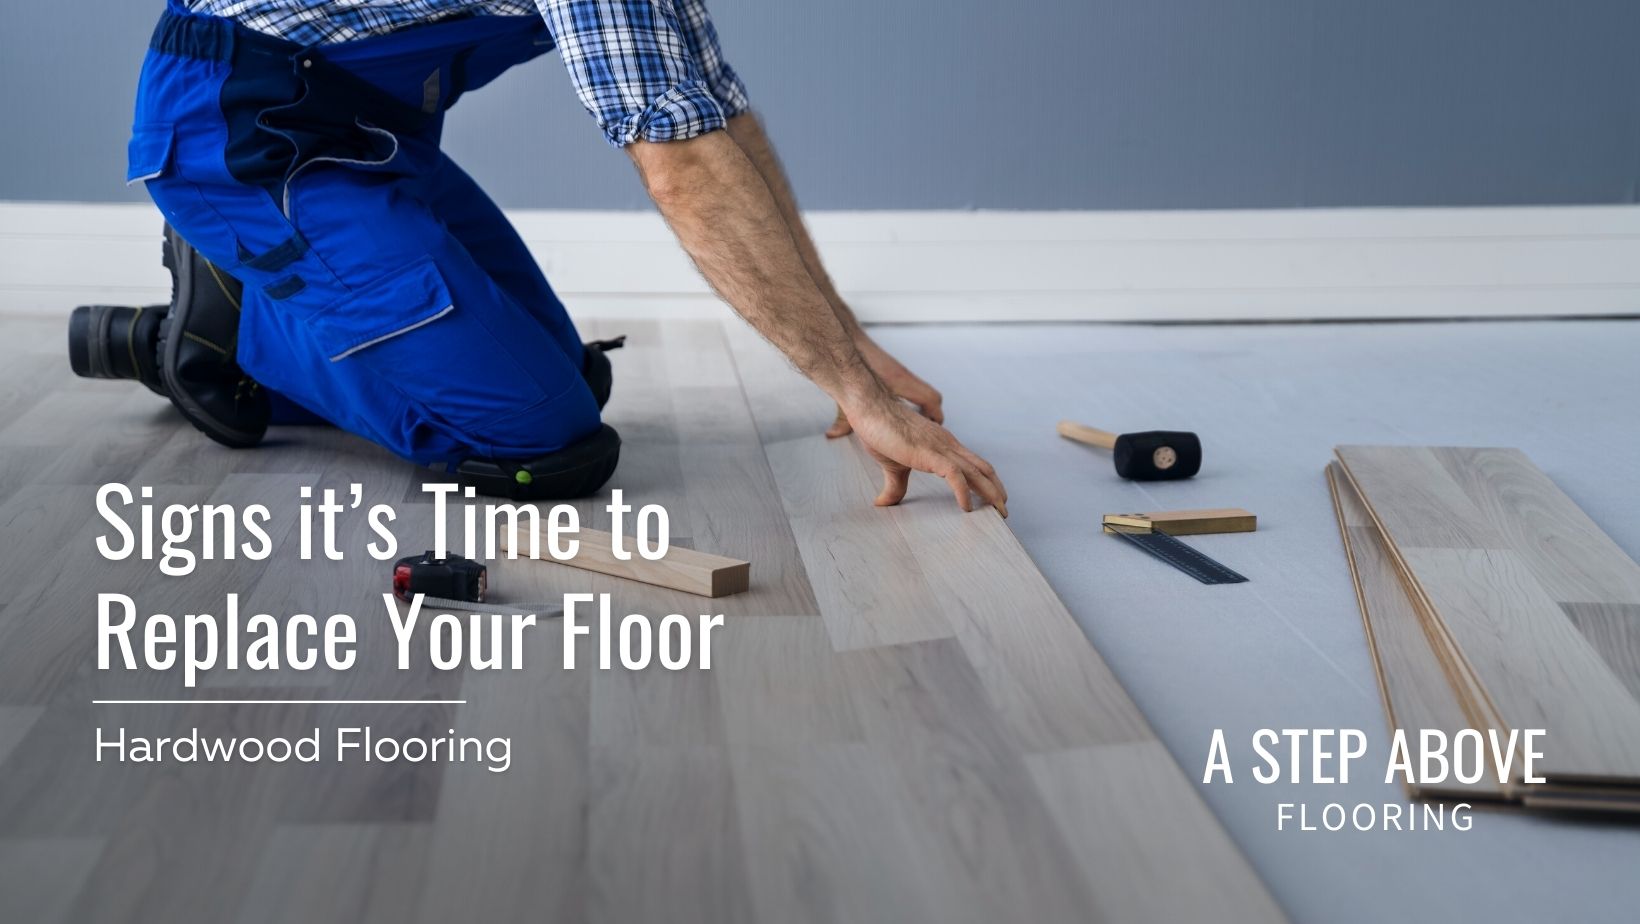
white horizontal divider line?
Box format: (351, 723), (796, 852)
(92, 699), (467, 705)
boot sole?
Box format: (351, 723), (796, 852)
(69, 305), (171, 397)
(160, 229), (266, 449)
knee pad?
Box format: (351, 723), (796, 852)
(454, 423), (621, 500)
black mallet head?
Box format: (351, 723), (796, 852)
(1112, 431), (1201, 481)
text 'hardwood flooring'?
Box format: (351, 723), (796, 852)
(0, 318), (1283, 923)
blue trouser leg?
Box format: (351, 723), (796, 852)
(268, 392), (330, 426)
(235, 162), (602, 464)
(128, 8), (600, 465)
(266, 152), (585, 432)
(427, 155), (586, 368)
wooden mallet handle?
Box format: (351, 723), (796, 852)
(1057, 420), (1120, 450)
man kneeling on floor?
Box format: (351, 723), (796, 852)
(71, 0), (1007, 514)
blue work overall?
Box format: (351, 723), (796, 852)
(128, 2), (601, 464)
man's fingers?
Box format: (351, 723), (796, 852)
(917, 389), (945, 424)
(954, 446), (1005, 501)
(826, 405), (852, 438)
(962, 463), (1010, 518)
(941, 468), (974, 512)
(875, 465), (910, 507)
(887, 378), (944, 424)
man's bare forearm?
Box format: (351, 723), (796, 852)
(627, 131), (882, 404)
(724, 113), (864, 339)
(625, 127), (1007, 517)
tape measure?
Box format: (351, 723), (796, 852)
(394, 552), (488, 603)
(1104, 524), (1249, 584)
(391, 552), (562, 616)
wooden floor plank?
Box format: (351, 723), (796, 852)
(0, 836), (107, 924)
(1326, 463), (1505, 800)
(1434, 447), (1640, 606)
(726, 321), (1285, 921)
(0, 700), (161, 838)
(716, 321), (949, 643)
(1561, 603), (1640, 702)
(411, 559), (592, 924)
(1337, 445), (1640, 783)
(62, 703), (311, 923)
(888, 471), (1154, 752)
(580, 321), (758, 924)
(0, 485), (208, 706)
(237, 824), (431, 924)
(668, 370), (823, 614)
(0, 706), (43, 767)
(1027, 741), (1286, 923)
(766, 437), (955, 649)
(711, 616), (960, 923)
(726, 739), (961, 924)
(585, 743), (755, 924)
(836, 638), (1106, 923)
(1334, 445), (1507, 550)
(727, 323), (1152, 750)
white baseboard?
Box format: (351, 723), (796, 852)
(5, 200), (1640, 322)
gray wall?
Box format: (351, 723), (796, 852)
(5, 1), (1639, 210)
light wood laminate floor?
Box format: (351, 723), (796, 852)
(0, 317), (1281, 923)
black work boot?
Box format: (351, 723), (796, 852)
(158, 224), (270, 448)
(67, 304), (171, 397)
(582, 335), (624, 410)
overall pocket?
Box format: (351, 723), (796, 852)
(129, 122), (243, 271)
(307, 257), (456, 363)
(303, 256), (578, 452)
(126, 124), (177, 185)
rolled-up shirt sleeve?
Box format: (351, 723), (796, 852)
(675, 0), (750, 116)
(537, 0), (750, 147)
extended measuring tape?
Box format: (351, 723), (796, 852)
(1103, 524), (1249, 585)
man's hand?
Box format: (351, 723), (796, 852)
(840, 392), (1008, 517)
(826, 334), (943, 437)
(628, 128), (1003, 516)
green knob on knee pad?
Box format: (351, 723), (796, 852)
(453, 424), (621, 500)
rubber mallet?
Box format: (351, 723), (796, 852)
(1056, 421), (1202, 480)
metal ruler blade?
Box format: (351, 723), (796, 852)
(1105, 525), (1249, 584)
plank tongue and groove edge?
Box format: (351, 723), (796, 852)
(1325, 462), (1507, 802)
(726, 321), (1287, 923)
(1334, 445), (1640, 785)
(499, 521), (751, 597)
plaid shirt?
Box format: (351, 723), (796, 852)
(183, 0), (751, 147)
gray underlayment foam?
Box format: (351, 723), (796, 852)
(871, 318), (1640, 924)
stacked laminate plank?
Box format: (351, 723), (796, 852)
(1328, 446), (1640, 812)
